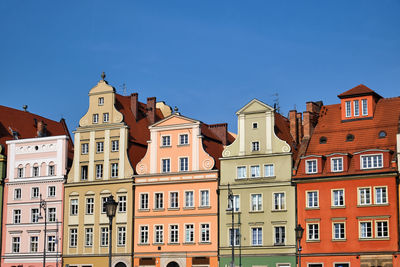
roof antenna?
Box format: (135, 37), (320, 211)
(272, 93), (280, 113)
(22, 105), (28, 112)
(120, 83), (127, 96)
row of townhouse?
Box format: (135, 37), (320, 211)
(0, 74), (399, 267)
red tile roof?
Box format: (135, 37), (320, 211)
(337, 84), (382, 99)
(0, 105), (73, 163)
(275, 112), (298, 159)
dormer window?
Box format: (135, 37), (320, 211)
(252, 141), (260, 151)
(306, 160), (317, 174)
(353, 100), (360, 117)
(319, 137), (327, 144)
(361, 154), (383, 169)
(98, 97), (104, 106)
(379, 131), (387, 138)
(362, 99), (368, 115)
(331, 157), (343, 172)
(346, 134), (354, 142)
(345, 101), (351, 117)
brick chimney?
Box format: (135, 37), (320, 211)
(146, 97), (156, 125)
(130, 93), (139, 121)
(303, 101), (323, 139)
(296, 113), (303, 142)
(289, 110), (298, 144)
(37, 120), (47, 137)
(208, 123), (228, 145)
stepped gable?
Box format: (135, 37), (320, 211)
(114, 94), (166, 171)
(297, 94), (400, 178)
(0, 105), (73, 160)
(337, 84), (382, 99)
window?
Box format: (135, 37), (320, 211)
(111, 163), (118, 177)
(179, 157), (189, 172)
(359, 187), (371, 205)
(185, 224), (194, 243)
(13, 209), (21, 224)
(379, 131), (387, 138)
(118, 195), (127, 212)
(179, 134), (189, 145)
(332, 189), (344, 207)
(140, 193), (149, 210)
(331, 158), (343, 172)
(140, 225), (149, 244)
(307, 191), (319, 208)
(264, 164), (274, 177)
(201, 224), (210, 243)
(252, 122), (258, 129)
(335, 264), (349, 267)
(252, 227), (263, 246)
(48, 207), (56, 222)
(85, 228), (93, 246)
(12, 237), (20, 253)
(32, 187), (39, 198)
(30, 236), (39, 252)
(93, 113), (99, 123)
(333, 223), (345, 239)
(98, 97), (104, 105)
(155, 225), (164, 243)
(375, 187), (387, 204)
(162, 159), (170, 173)
(71, 199), (78, 215)
(103, 113), (109, 123)
(346, 134), (354, 142)
(362, 99), (368, 116)
(48, 235), (56, 252)
(360, 221), (372, 238)
(111, 140), (119, 152)
(33, 166), (39, 177)
(96, 164), (103, 179)
(237, 166), (246, 179)
(306, 160), (317, 174)
(48, 186), (56, 197)
(251, 194), (262, 211)
(70, 228), (78, 247)
(81, 165), (88, 180)
(274, 192), (285, 210)
(170, 225), (179, 243)
(81, 143), (89, 154)
(86, 197), (94, 214)
(118, 226), (126, 246)
(31, 208), (39, 223)
(101, 227), (109, 246)
(102, 197), (108, 213)
(361, 154), (383, 169)
(353, 100), (360, 117)
(229, 228), (240, 246)
(96, 142), (104, 153)
(345, 101), (351, 117)
(228, 195), (240, 212)
(17, 166), (24, 178)
(185, 191), (194, 208)
(162, 136), (171, 147)
(252, 141), (260, 151)
(200, 190), (209, 207)
(274, 226), (285, 245)
(376, 221), (388, 238)
(251, 165), (260, 178)
(155, 193), (164, 209)
(307, 224), (319, 240)
(14, 188), (22, 200)
(169, 192), (179, 209)
(319, 136), (327, 144)
(46, 165), (55, 177)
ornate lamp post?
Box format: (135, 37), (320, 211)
(105, 195), (118, 267)
(226, 184), (235, 267)
(295, 224), (304, 267)
(39, 194), (47, 267)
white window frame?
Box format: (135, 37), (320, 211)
(250, 165), (260, 178)
(14, 188), (22, 200)
(331, 189), (345, 207)
(307, 223), (320, 241)
(13, 209), (21, 224)
(117, 226), (126, 246)
(345, 101), (351, 117)
(200, 189), (210, 207)
(93, 113), (99, 124)
(139, 193), (149, 210)
(139, 225), (149, 244)
(100, 227), (109, 246)
(95, 164), (103, 179)
(30, 236), (39, 252)
(250, 193), (262, 211)
(118, 195), (127, 213)
(264, 164), (274, 177)
(251, 227), (263, 246)
(227, 194), (240, 212)
(161, 135), (171, 147)
(374, 186), (388, 205)
(96, 142), (104, 153)
(111, 140), (119, 152)
(81, 143), (89, 154)
(179, 157), (189, 172)
(86, 197), (94, 215)
(48, 165), (55, 176)
(179, 134), (189, 145)
(358, 187), (371, 205)
(331, 157), (343, 172)
(273, 192), (286, 210)
(362, 99), (368, 116)
(31, 187), (39, 199)
(274, 225), (285, 245)
(184, 224), (195, 243)
(353, 100), (360, 117)
(69, 228), (78, 247)
(332, 222), (346, 240)
(375, 220), (389, 238)
(229, 228), (240, 247)
(306, 190), (319, 208)
(154, 192), (164, 210)
(111, 163), (118, 178)
(305, 159), (317, 174)
(169, 191), (179, 209)
(85, 227), (93, 247)
(359, 221), (372, 239)
(154, 224), (164, 244)
(251, 141), (260, 151)
(103, 112), (109, 123)
(360, 154), (383, 169)
(236, 166), (247, 179)
(161, 158), (171, 173)
(184, 191), (194, 208)
(200, 223), (210, 243)
(98, 97), (104, 106)
(70, 199), (78, 215)
(169, 224), (179, 244)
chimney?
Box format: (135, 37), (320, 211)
(208, 123), (228, 145)
(303, 111), (312, 139)
(146, 97), (156, 125)
(130, 93), (139, 121)
(296, 113), (303, 142)
(289, 110), (298, 144)
(37, 120), (47, 137)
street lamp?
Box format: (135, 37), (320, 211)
(295, 224), (304, 267)
(226, 184), (235, 267)
(39, 194), (47, 267)
(105, 195), (118, 267)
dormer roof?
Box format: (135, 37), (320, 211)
(337, 84), (382, 99)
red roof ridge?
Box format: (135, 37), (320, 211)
(337, 84), (382, 99)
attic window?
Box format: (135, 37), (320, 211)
(319, 137), (327, 144)
(379, 131), (387, 138)
(346, 134), (354, 142)
(98, 97), (104, 106)
(252, 122), (258, 129)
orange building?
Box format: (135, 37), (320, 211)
(133, 112), (232, 267)
(293, 85), (400, 267)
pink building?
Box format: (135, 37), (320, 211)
(2, 133), (70, 267)
(133, 113), (232, 267)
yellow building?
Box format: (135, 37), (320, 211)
(63, 74), (171, 267)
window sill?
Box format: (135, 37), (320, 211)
(183, 242), (195, 245)
(183, 207), (195, 210)
(153, 208), (165, 212)
(357, 204), (372, 208)
(167, 242), (180, 245)
(331, 206), (345, 209)
(373, 203), (389, 206)
(273, 243), (285, 246)
(160, 145), (171, 148)
(152, 243), (164, 245)
(199, 241), (211, 245)
(332, 239), (346, 242)
(305, 207), (320, 210)
(137, 243), (150, 246)
(138, 209), (150, 212)
(177, 144), (189, 147)
(198, 206), (211, 210)
(226, 211), (241, 214)
(306, 239), (320, 243)
(168, 208), (180, 211)
(271, 209), (287, 212)
(359, 237), (389, 241)
(249, 210), (264, 213)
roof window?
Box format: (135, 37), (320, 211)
(319, 137), (327, 144)
(346, 134), (354, 142)
(378, 131), (387, 138)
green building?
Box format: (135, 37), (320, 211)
(219, 99), (297, 267)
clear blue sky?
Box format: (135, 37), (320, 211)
(1, 1), (399, 133)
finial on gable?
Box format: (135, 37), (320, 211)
(174, 106), (180, 115)
(101, 71), (106, 81)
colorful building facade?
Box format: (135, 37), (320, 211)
(134, 113), (231, 267)
(219, 99), (298, 267)
(294, 85), (400, 267)
(63, 74), (171, 267)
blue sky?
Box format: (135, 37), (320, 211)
(1, 1), (399, 133)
